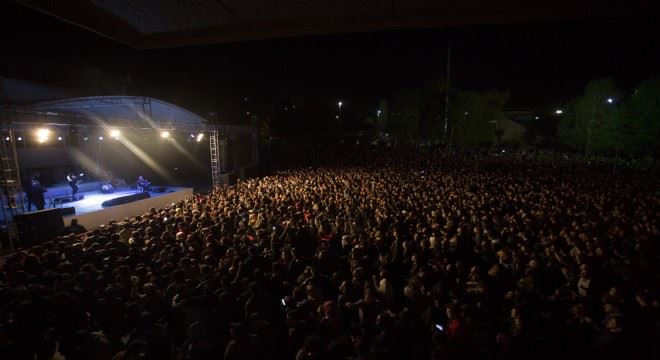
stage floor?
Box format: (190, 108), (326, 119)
(49, 188), (172, 215)
(54, 187), (186, 215)
(1, 186), (192, 228)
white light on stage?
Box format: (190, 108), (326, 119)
(57, 136), (63, 141)
(17, 136), (23, 141)
(36, 128), (51, 143)
(161, 131), (170, 138)
(196, 133), (204, 142)
(98, 136), (104, 141)
(110, 129), (121, 138)
(4, 137), (9, 141)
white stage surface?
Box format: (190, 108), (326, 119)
(59, 187), (193, 229)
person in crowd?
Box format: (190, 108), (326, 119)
(0, 148), (658, 360)
(61, 219), (88, 235)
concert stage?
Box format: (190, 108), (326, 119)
(54, 186), (193, 229)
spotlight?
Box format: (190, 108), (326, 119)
(36, 128), (51, 143)
(190, 133), (196, 138)
(4, 136), (9, 141)
(110, 129), (121, 138)
(57, 136), (63, 141)
(196, 133), (204, 142)
(83, 137), (89, 141)
(98, 136), (104, 141)
(160, 131), (170, 138)
(17, 136), (23, 141)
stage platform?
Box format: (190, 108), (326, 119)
(55, 186), (193, 229)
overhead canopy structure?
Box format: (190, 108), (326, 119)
(14, 0), (658, 49)
(2, 96), (210, 133)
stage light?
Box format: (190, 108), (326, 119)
(110, 129), (121, 138)
(161, 131), (170, 138)
(83, 137), (89, 141)
(98, 136), (104, 141)
(17, 136), (23, 141)
(190, 133), (196, 138)
(4, 136), (9, 141)
(57, 136), (63, 141)
(36, 128), (51, 143)
(196, 133), (204, 142)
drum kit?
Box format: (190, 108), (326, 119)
(101, 183), (115, 193)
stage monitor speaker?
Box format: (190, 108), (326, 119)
(53, 193), (84, 205)
(14, 208), (65, 248)
(101, 192), (150, 208)
(61, 207), (76, 216)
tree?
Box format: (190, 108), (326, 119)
(420, 78), (450, 144)
(451, 90), (509, 147)
(557, 78), (620, 155)
(389, 90), (422, 143)
(618, 77), (660, 157)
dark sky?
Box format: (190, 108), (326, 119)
(2, 1), (659, 119)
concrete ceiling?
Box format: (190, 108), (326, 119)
(15, 0), (659, 49)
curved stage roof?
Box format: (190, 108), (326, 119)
(21, 96), (208, 130)
(0, 96), (221, 133)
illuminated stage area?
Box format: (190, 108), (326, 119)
(49, 186), (184, 214)
(60, 186), (193, 229)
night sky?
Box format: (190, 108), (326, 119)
(2, 1), (659, 120)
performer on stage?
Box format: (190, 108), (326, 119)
(67, 172), (79, 195)
(26, 178), (46, 211)
(136, 175), (151, 192)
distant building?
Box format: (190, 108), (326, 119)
(492, 109), (536, 144)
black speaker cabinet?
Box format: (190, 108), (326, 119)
(101, 192), (150, 208)
(14, 208), (65, 247)
(61, 207), (76, 216)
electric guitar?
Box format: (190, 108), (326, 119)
(66, 173), (84, 184)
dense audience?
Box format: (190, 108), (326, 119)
(1, 149), (658, 360)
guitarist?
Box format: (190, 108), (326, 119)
(66, 172), (80, 196)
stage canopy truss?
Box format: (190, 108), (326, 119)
(1, 96), (253, 136)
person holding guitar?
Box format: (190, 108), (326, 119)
(66, 172), (83, 195)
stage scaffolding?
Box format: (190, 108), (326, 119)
(0, 96), (258, 249)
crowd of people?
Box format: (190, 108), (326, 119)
(0, 149), (658, 360)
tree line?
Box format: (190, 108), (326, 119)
(261, 77), (659, 159)
(557, 77), (660, 157)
